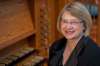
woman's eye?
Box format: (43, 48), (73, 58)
(61, 20), (67, 23)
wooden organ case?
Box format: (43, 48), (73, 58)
(0, 0), (46, 66)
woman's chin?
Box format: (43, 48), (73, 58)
(64, 35), (77, 40)
(65, 34), (82, 40)
(65, 36), (74, 39)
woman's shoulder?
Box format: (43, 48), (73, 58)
(78, 36), (100, 65)
(86, 39), (100, 65)
(49, 37), (66, 51)
(85, 36), (100, 52)
(84, 36), (100, 60)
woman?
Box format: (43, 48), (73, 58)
(48, 1), (100, 66)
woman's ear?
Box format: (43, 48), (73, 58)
(82, 23), (86, 33)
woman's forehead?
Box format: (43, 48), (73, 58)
(61, 11), (79, 20)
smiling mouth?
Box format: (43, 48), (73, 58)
(65, 30), (75, 35)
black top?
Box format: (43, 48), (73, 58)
(48, 36), (100, 66)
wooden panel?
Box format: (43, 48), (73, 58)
(0, 0), (34, 50)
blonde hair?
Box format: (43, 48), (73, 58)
(57, 1), (92, 36)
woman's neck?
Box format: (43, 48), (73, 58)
(66, 34), (83, 49)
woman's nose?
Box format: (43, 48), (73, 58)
(65, 23), (73, 30)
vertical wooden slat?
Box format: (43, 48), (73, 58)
(34, 0), (41, 52)
(47, 0), (57, 46)
(34, 0), (51, 56)
(97, 0), (100, 44)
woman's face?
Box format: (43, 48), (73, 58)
(60, 11), (85, 40)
